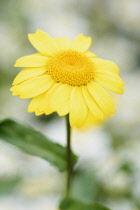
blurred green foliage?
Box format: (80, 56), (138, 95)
(0, 176), (21, 195)
(69, 168), (100, 203)
(59, 197), (110, 210)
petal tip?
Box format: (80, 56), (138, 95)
(12, 81), (16, 85)
(28, 33), (35, 43)
(12, 92), (18, 96)
(9, 87), (13, 92)
(27, 105), (33, 113)
(120, 89), (124, 94)
(9, 86), (16, 92)
(36, 29), (42, 33)
(13, 63), (18, 67)
(14, 59), (21, 67)
(28, 33), (32, 38)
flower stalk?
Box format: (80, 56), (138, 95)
(66, 114), (72, 196)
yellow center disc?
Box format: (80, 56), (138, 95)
(47, 50), (94, 86)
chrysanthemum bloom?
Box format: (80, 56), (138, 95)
(10, 30), (124, 128)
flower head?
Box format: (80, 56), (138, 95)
(10, 30), (124, 128)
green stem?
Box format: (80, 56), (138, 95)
(66, 114), (72, 196)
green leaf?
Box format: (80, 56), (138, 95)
(0, 176), (21, 195)
(69, 168), (100, 203)
(0, 119), (77, 171)
(59, 198), (111, 210)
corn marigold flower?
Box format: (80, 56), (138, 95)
(10, 30), (124, 128)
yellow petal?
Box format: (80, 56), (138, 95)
(82, 86), (104, 120)
(28, 30), (58, 56)
(87, 112), (104, 125)
(35, 110), (44, 116)
(71, 34), (92, 52)
(12, 67), (47, 85)
(70, 87), (88, 128)
(82, 111), (105, 128)
(87, 81), (115, 117)
(44, 83), (62, 115)
(28, 83), (60, 115)
(14, 53), (48, 67)
(54, 37), (71, 51)
(28, 93), (51, 115)
(10, 75), (54, 99)
(50, 84), (72, 116)
(94, 71), (124, 94)
(28, 93), (47, 114)
(92, 58), (120, 74)
(84, 50), (97, 58)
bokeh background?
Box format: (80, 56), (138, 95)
(0, 0), (140, 209)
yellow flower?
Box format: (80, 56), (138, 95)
(10, 30), (124, 128)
